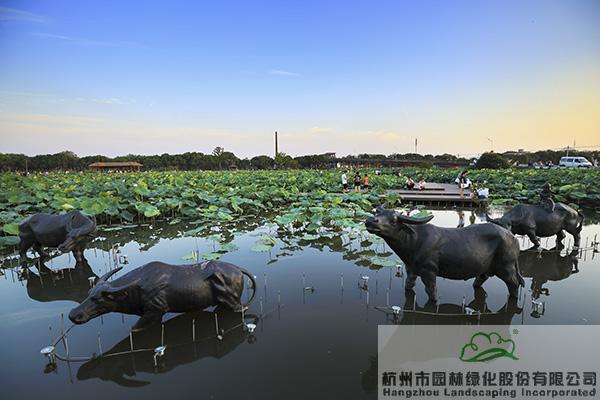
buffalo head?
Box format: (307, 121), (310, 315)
(69, 267), (125, 324)
(486, 215), (511, 231)
(58, 212), (97, 253)
(366, 205), (433, 238)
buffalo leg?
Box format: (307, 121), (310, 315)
(19, 238), (33, 266)
(497, 267), (520, 299)
(556, 230), (565, 244)
(526, 230), (540, 247)
(405, 272), (417, 292)
(73, 248), (84, 262)
(473, 274), (489, 289)
(564, 226), (581, 248)
(420, 272), (438, 302)
(132, 312), (163, 331)
(32, 242), (49, 259)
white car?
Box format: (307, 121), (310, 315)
(559, 156), (592, 168)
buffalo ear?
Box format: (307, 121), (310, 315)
(101, 286), (128, 300)
(399, 224), (416, 234)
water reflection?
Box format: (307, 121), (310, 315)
(361, 287), (523, 394)
(519, 244), (579, 302)
(388, 288), (522, 325)
(77, 308), (257, 387)
(21, 260), (97, 304)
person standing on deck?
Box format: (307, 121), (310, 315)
(362, 174), (369, 191)
(354, 172), (362, 193)
(458, 170), (469, 198)
(341, 170), (348, 193)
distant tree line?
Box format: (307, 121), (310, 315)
(0, 148), (598, 172)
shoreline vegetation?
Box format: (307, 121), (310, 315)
(1, 168), (599, 250)
(1, 148), (599, 172)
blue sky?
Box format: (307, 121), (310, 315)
(1, 0), (599, 157)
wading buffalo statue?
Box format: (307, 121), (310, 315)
(19, 210), (96, 266)
(365, 206), (523, 302)
(69, 260), (257, 331)
(488, 203), (583, 248)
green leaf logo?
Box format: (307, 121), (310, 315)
(459, 331), (518, 362)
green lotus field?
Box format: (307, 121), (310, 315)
(1, 168), (599, 249)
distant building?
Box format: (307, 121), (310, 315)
(89, 161), (143, 172)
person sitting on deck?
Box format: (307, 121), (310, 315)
(405, 177), (415, 190)
(477, 187), (490, 199)
(418, 178), (426, 190)
(456, 170), (469, 198)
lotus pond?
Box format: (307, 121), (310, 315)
(1, 168), (600, 249)
(0, 204), (599, 400)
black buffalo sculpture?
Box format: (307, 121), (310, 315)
(366, 206), (523, 302)
(488, 202), (583, 248)
(19, 210), (96, 266)
(69, 260), (257, 331)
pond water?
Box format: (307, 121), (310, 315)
(0, 209), (599, 399)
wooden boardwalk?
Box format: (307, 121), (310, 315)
(389, 183), (485, 207)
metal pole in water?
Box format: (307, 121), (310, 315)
(60, 313), (65, 336)
(461, 296), (466, 312)
(259, 297), (263, 316)
(264, 272), (267, 288)
(97, 332), (103, 356)
(214, 313), (219, 336)
(278, 290), (281, 307)
(192, 319), (196, 341)
(64, 332), (70, 357)
(161, 323), (165, 346)
(302, 273), (305, 287)
(386, 288), (390, 306)
(340, 273), (344, 291)
(366, 290), (369, 306)
(413, 295), (416, 310)
(129, 330), (134, 352)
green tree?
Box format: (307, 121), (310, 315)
(274, 152), (299, 169)
(475, 152), (510, 169)
(250, 155), (274, 169)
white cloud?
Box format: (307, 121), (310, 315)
(367, 130), (407, 142)
(0, 7), (47, 23)
(30, 32), (146, 48)
(268, 69), (299, 77)
(73, 97), (136, 105)
(309, 126), (333, 133)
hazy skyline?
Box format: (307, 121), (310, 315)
(1, 0), (599, 158)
